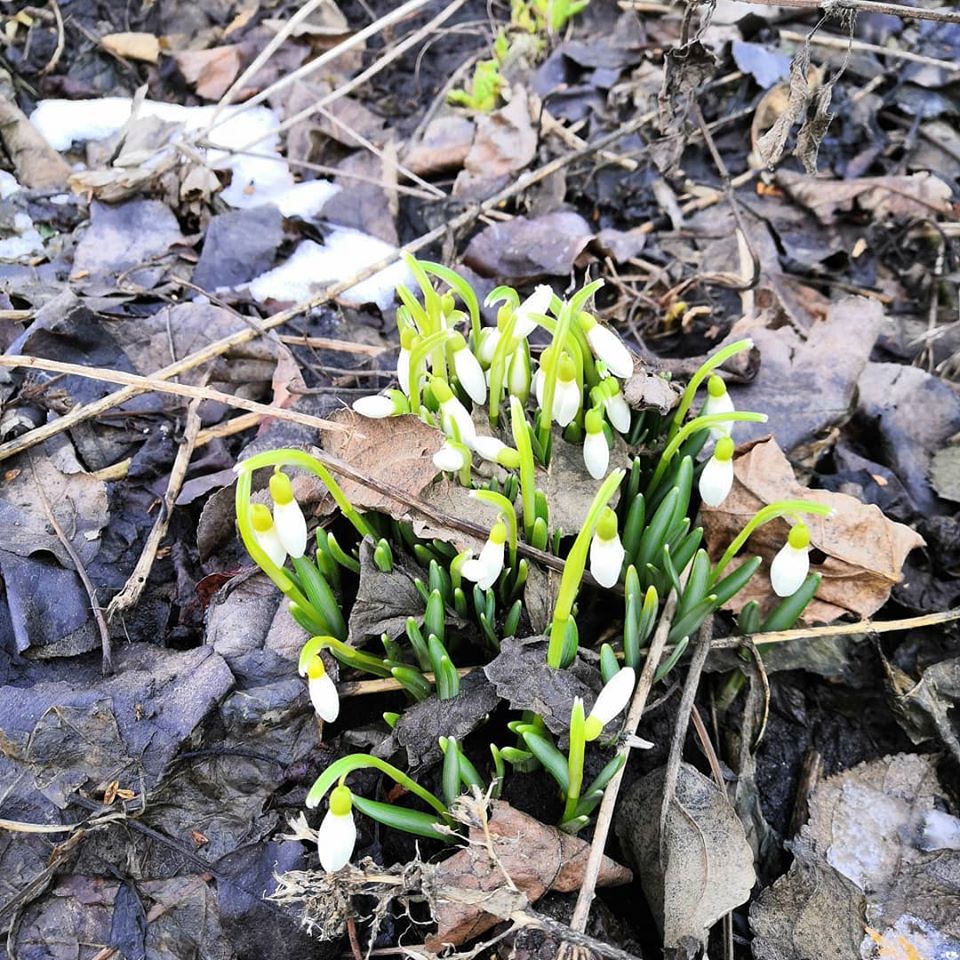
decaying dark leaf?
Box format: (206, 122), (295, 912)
(426, 797), (632, 951)
(463, 212), (594, 280)
(751, 753), (960, 958)
(192, 204), (284, 292)
(348, 539), (426, 644)
(727, 296), (883, 452)
(405, 115), (476, 176)
(382, 671), (500, 769)
(483, 637), (599, 735)
(616, 763), (756, 951)
(931, 446), (960, 504)
(623, 365), (682, 415)
(702, 438), (924, 622)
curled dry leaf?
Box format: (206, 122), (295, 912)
(175, 47), (244, 101)
(425, 798), (632, 951)
(100, 32), (161, 64)
(701, 438), (924, 622)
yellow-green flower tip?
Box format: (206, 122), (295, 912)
(269, 470), (295, 505)
(585, 407), (603, 434)
(714, 436), (735, 461)
(596, 506), (618, 541)
(250, 503), (273, 532)
(788, 522), (811, 550)
(490, 520), (508, 545)
(329, 784), (353, 816)
(557, 354), (576, 382)
(583, 716), (603, 741)
(707, 375), (727, 398)
(400, 326), (418, 349)
(431, 377), (453, 403)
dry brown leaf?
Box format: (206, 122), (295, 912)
(319, 408), (445, 517)
(701, 438), (924, 622)
(175, 46), (243, 101)
(0, 84), (71, 189)
(101, 32), (161, 63)
(425, 799), (632, 951)
(776, 170), (955, 225)
(404, 115), (476, 176)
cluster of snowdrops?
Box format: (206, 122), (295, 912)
(234, 256), (829, 873)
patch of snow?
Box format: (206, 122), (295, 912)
(247, 229), (414, 310)
(0, 171), (20, 199)
(29, 98), (338, 217)
(0, 212), (45, 260)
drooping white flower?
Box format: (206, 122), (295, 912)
(432, 377), (476, 447)
(702, 375), (735, 439)
(514, 284), (553, 338)
(473, 435), (521, 469)
(580, 314), (634, 379)
(770, 522), (811, 598)
(601, 378), (631, 434)
(433, 441), (467, 473)
(397, 326), (417, 396)
(583, 408), (609, 480)
(317, 785), (356, 873)
(552, 354), (581, 427)
(589, 507), (625, 589)
(507, 342), (531, 403)
(250, 503), (286, 568)
(302, 653), (339, 722)
(477, 327), (501, 366)
(269, 469), (307, 559)
(451, 334), (487, 405)
(698, 436), (735, 507)
(461, 518), (507, 590)
(584, 666), (636, 740)
(352, 392), (405, 419)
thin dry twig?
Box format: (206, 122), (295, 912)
(744, 0), (960, 23)
(106, 397), (204, 622)
(28, 454), (113, 674)
(779, 28), (960, 72)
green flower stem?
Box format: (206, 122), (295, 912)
(409, 330), (455, 414)
(648, 411), (768, 492)
(238, 448), (374, 540)
(421, 260), (481, 349)
(234, 468), (311, 607)
(299, 635), (393, 678)
(562, 699), (587, 824)
(510, 396), (538, 543)
(710, 500), (833, 583)
(547, 468), (626, 667)
(306, 753), (450, 820)
(667, 338), (754, 441)
(473, 490), (518, 572)
(571, 314), (597, 386)
(488, 312), (518, 425)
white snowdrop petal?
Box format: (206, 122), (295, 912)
(478, 328), (501, 365)
(605, 393), (631, 433)
(704, 391), (735, 439)
(589, 533), (625, 589)
(317, 809), (356, 873)
(533, 368), (544, 408)
(515, 285), (552, 338)
(454, 348), (487, 405)
(554, 380), (581, 427)
(352, 395), (396, 418)
(397, 348), (411, 396)
(769, 543), (809, 598)
(273, 499), (307, 559)
(255, 526), (287, 568)
(441, 397), (477, 446)
(589, 667), (636, 724)
(433, 443), (465, 472)
(473, 435), (506, 462)
(698, 456), (734, 507)
(309, 672), (340, 722)
(583, 430), (609, 480)
(587, 325), (633, 379)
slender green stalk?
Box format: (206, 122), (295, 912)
(648, 411), (768, 492)
(420, 260), (481, 348)
(299, 635), (392, 678)
(488, 312), (517, 425)
(306, 754), (450, 819)
(238, 449), (373, 539)
(563, 699), (587, 823)
(667, 338), (754, 441)
(547, 469), (625, 667)
(408, 329), (455, 413)
(511, 396), (538, 543)
(711, 500), (833, 582)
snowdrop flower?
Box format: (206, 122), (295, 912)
(507, 341), (531, 403)
(583, 408), (609, 480)
(551, 354), (581, 427)
(580, 314), (634, 379)
(317, 785), (356, 873)
(589, 507), (625, 589)
(301, 653), (339, 723)
(451, 334), (487, 405)
(770, 522), (811, 598)
(584, 667), (636, 740)
(601, 377), (631, 434)
(703, 375), (735, 438)
(478, 327), (501, 366)
(473, 435), (521, 469)
(514, 284), (553, 338)
(352, 390), (407, 419)
(461, 518), (507, 590)
(269, 469), (307, 559)
(250, 503), (286, 568)
(698, 436), (735, 507)
(397, 327), (417, 396)
(432, 377), (476, 447)
(433, 440), (468, 473)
